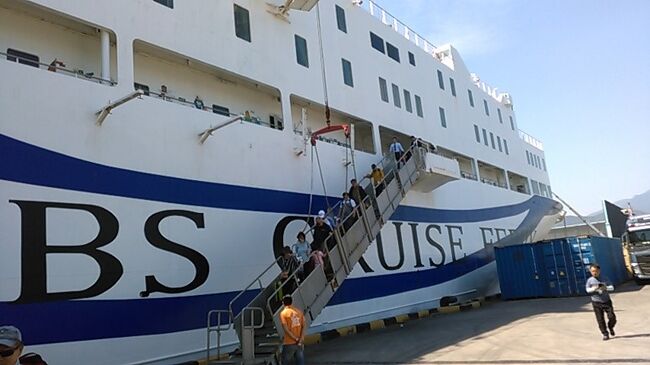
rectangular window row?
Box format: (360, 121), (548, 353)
(436, 69), (457, 99)
(474, 124), (509, 155)
(293, 32), (354, 88)
(530, 179), (552, 198)
(370, 32), (400, 63)
(379, 77), (422, 117)
(526, 150), (546, 171)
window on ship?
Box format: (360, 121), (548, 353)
(234, 4), (251, 42)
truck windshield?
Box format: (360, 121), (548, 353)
(629, 229), (650, 245)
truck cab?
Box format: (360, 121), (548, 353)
(623, 214), (650, 284)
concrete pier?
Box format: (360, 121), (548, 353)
(306, 283), (650, 364)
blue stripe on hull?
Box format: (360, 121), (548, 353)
(0, 133), (554, 222)
(1, 247), (493, 346)
(0, 134), (559, 345)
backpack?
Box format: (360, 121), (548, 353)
(20, 353), (48, 365)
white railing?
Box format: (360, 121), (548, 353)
(358, 0), (438, 55)
(518, 129), (544, 151)
(357, 2), (513, 106)
(1, 51), (116, 86)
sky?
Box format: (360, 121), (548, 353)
(376, 0), (650, 214)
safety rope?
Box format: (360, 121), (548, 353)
(315, 2), (331, 125)
(344, 137), (349, 192)
(313, 144), (331, 210)
(303, 145), (316, 231)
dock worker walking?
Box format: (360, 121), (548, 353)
(280, 295), (305, 365)
(585, 264), (617, 340)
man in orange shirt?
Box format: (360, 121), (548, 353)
(280, 295), (305, 365)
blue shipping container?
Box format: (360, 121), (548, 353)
(495, 236), (627, 300)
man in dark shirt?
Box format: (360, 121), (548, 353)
(585, 264), (617, 340)
(278, 246), (300, 293)
(348, 179), (367, 207)
(312, 217), (332, 251)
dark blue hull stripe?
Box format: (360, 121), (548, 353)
(0, 133), (553, 223)
(1, 247), (494, 346)
(0, 134), (559, 345)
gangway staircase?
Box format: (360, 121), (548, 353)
(207, 145), (460, 364)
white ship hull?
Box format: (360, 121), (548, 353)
(0, 1), (560, 363)
(0, 131), (559, 364)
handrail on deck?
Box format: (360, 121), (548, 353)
(1, 51), (116, 86)
(359, 0), (438, 55)
(518, 129), (544, 151)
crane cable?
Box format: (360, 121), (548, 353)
(315, 2), (331, 125)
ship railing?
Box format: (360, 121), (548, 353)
(139, 89), (283, 130)
(518, 129), (544, 151)
(358, 0), (438, 55)
(1, 51), (116, 86)
(460, 171), (478, 181)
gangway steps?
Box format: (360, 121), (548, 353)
(207, 146), (435, 364)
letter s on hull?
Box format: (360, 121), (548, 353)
(141, 210), (209, 297)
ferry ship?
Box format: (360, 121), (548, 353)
(0, 0), (561, 364)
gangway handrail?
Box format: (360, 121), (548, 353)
(355, 144), (425, 194)
(265, 145), (427, 318)
(237, 144), (426, 318)
(228, 256), (283, 321)
(222, 144), (430, 362)
(206, 309), (231, 362)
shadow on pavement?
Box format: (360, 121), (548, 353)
(305, 281), (649, 364)
(613, 333), (650, 339)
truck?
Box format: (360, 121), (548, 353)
(622, 214), (650, 284)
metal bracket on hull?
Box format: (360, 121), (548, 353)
(266, 0), (320, 21)
(198, 115), (244, 144)
(95, 90), (144, 126)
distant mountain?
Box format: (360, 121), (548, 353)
(614, 189), (650, 216)
(555, 189), (650, 228)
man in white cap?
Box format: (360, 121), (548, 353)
(317, 210), (334, 229)
(0, 326), (23, 365)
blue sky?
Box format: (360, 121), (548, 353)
(376, 0), (650, 214)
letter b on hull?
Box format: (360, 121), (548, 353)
(11, 200), (123, 303)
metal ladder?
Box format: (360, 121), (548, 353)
(207, 146), (428, 365)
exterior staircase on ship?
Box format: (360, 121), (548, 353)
(206, 144), (460, 365)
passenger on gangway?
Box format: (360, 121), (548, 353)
(308, 242), (327, 269)
(389, 136), (405, 168)
(292, 232), (311, 265)
(367, 164), (385, 196)
(312, 216), (333, 251)
(317, 210), (335, 230)
(279, 246), (299, 292)
(348, 179), (367, 207)
(339, 192), (357, 232)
